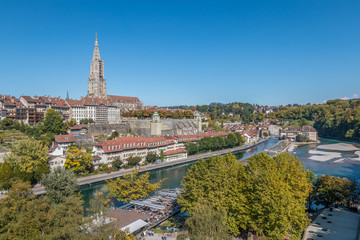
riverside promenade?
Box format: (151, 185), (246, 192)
(2, 138), (270, 198)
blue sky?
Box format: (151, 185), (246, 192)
(1, 0), (360, 106)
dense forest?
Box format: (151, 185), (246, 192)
(268, 99), (360, 141)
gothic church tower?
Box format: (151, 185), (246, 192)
(87, 34), (107, 98)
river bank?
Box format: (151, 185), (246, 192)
(21, 137), (271, 197)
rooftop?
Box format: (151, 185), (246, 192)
(303, 207), (360, 240)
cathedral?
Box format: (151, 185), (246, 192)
(87, 34), (107, 99)
(86, 34), (143, 111)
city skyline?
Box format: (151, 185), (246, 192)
(1, 1), (360, 106)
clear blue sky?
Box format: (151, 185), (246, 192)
(1, 0), (360, 106)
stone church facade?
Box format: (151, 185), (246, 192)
(87, 34), (107, 99)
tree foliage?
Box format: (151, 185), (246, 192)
(178, 153), (312, 239)
(106, 170), (165, 203)
(42, 108), (67, 135)
(268, 98), (360, 142)
(108, 131), (119, 140)
(0, 160), (13, 190)
(245, 153), (311, 239)
(126, 156), (141, 167)
(182, 200), (231, 240)
(178, 154), (248, 235)
(112, 157), (123, 170)
(0, 180), (132, 239)
(145, 151), (158, 164)
(80, 118), (95, 124)
(68, 118), (77, 127)
(65, 146), (93, 174)
(313, 175), (355, 208)
(185, 133), (245, 155)
(5, 139), (49, 184)
(41, 167), (79, 204)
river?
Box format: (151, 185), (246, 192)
(80, 137), (360, 210)
(80, 138), (279, 209)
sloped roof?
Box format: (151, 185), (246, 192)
(107, 95), (141, 103)
(54, 134), (76, 143)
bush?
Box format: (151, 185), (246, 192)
(101, 164), (108, 172)
(112, 157), (123, 170)
(126, 156), (141, 167)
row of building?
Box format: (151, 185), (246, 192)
(48, 131), (229, 170)
(0, 94), (143, 124)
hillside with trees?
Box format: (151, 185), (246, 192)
(171, 102), (258, 123)
(268, 99), (360, 141)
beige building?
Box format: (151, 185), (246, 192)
(280, 125), (318, 141)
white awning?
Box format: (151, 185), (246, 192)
(121, 219), (148, 233)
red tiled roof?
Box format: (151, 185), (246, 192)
(39, 96), (69, 108)
(96, 132), (229, 153)
(107, 95), (141, 103)
(164, 148), (187, 156)
(55, 134), (76, 143)
(65, 99), (86, 107)
(69, 125), (87, 130)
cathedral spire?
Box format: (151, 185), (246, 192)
(88, 34), (107, 99)
(92, 33), (100, 60)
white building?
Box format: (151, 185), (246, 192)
(48, 156), (66, 171)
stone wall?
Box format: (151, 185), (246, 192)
(87, 123), (130, 136)
(87, 119), (202, 137)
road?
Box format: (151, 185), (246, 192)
(15, 138), (270, 197)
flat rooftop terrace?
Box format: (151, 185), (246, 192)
(303, 207), (360, 240)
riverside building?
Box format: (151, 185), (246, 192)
(92, 132), (228, 167)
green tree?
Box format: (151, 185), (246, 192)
(306, 170), (317, 211)
(185, 142), (198, 155)
(112, 157), (123, 170)
(80, 118), (95, 124)
(45, 195), (86, 239)
(106, 170), (165, 203)
(5, 139), (50, 184)
(65, 146), (93, 174)
(178, 154), (247, 235)
(68, 118), (77, 127)
(313, 175), (351, 207)
(145, 151), (158, 164)
(225, 133), (237, 148)
(296, 134), (309, 142)
(126, 156), (141, 167)
(182, 200), (231, 240)
(42, 108), (67, 135)
(160, 150), (164, 160)
(108, 131), (119, 140)
(41, 167), (79, 204)
(101, 164), (109, 172)
(0, 180), (86, 240)
(234, 132), (245, 146)
(0, 160), (13, 189)
(179, 153), (312, 239)
(245, 153), (311, 239)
